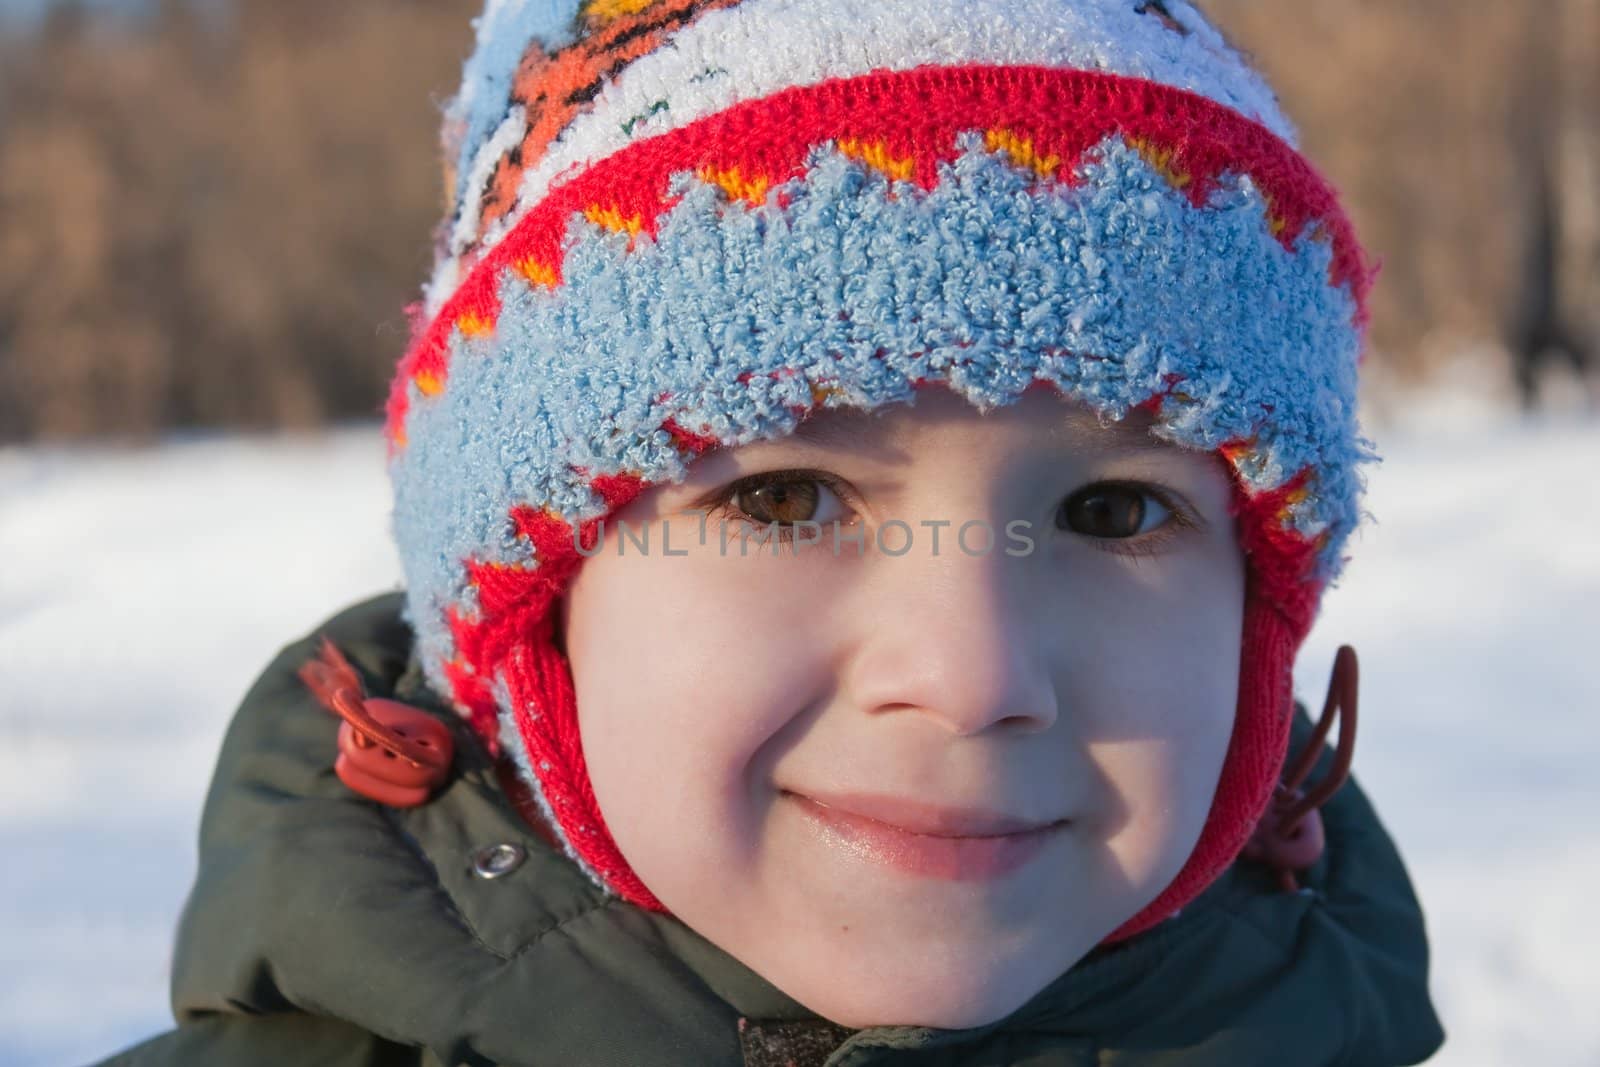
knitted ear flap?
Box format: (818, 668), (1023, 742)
(387, 0), (1378, 943)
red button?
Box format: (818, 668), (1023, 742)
(334, 698), (455, 808)
(299, 636), (457, 808)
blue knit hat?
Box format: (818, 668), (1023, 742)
(384, 0), (1377, 943)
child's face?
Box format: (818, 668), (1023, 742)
(558, 385), (1245, 1029)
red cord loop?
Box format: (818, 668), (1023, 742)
(1241, 644), (1359, 891)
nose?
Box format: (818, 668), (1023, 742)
(842, 542), (1059, 737)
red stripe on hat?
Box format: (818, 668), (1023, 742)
(386, 65), (1373, 449)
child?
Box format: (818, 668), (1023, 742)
(97, 0), (1445, 1063)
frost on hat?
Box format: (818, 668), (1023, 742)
(384, 0), (1378, 943)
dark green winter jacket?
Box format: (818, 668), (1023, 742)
(93, 592), (1445, 1066)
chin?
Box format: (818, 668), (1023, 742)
(807, 981), (1030, 1031)
(783, 949), (1066, 1031)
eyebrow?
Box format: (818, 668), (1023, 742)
(783, 408), (1178, 456)
(790, 412), (877, 449)
(1052, 421), (1178, 458)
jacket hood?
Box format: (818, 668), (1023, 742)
(165, 592), (1445, 1066)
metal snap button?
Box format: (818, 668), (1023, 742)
(472, 843), (527, 880)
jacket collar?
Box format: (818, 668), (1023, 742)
(170, 592), (1443, 1065)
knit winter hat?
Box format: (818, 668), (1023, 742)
(385, 0), (1377, 944)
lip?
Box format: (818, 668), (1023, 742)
(783, 790), (1068, 881)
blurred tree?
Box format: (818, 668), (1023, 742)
(0, 0), (477, 441)
(1505, 0), (1597, 409)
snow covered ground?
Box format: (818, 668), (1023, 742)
(2, 388), (1597, 1065)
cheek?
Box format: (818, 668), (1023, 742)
(1082, 728), (1232, 891)
(560, 529), (842, 878)
(1063, 543), (1242, 715)
(1063, 544), (1245, 886)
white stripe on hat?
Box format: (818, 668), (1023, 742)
(430, 0), (1297, 317)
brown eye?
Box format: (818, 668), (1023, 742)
(1057, 483), (1169, 539)
(733, 479), (821, 525)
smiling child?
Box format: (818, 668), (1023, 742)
(96, 1), (1445, 1064)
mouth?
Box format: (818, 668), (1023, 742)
(781, 790), (1070, 881)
